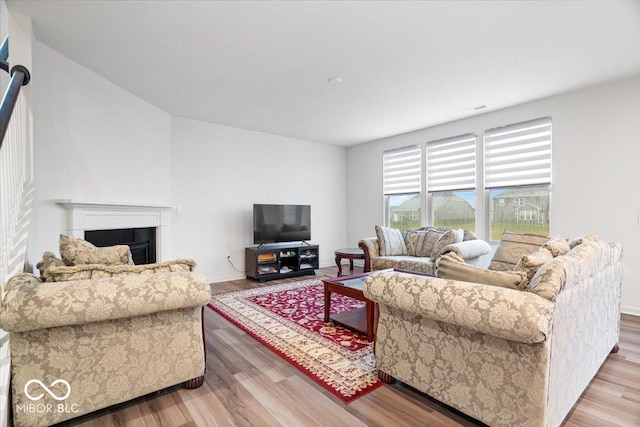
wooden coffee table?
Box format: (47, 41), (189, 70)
(321, 272), (377, 341)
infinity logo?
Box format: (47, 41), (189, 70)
(24, 379), (71, 401)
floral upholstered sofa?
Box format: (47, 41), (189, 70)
(363, 232), (623, 427)
(0, 235), (211, 427)
(358, 225), (491, 275)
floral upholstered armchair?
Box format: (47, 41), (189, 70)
(0, 235), (211, 427)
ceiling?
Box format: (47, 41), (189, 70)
(6, 1), (640, 146)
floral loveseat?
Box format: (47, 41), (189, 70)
(0, 235), (211, 427)
(363, 233), (623, 427)
(358, 225), (491, 275)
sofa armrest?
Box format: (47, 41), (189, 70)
(363, 272), (554, 344)
(0, 272), (211, 333)
(438, 239), (492, 264)
(358, 237), (380, 272)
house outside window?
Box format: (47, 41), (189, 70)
(388, 194), (421, 232)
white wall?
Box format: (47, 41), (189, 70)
(27, 41), (172, 265)
(346, 73), (640, 315)
(0, 1), (8, 93)
(171, 116), (347, 283)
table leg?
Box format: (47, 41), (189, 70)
(335, 255), (343, 276)
(349, 259), (354, 273)
(324, 288), (331, 323)
(366, 300), (374, 342)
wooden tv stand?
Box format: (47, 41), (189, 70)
(246, 243), (319, 282)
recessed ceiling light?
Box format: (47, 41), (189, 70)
(328, 76), (342, 84)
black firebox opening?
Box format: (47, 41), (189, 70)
(84, 227), (156, 265)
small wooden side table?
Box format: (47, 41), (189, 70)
(334, 248), (365, 277)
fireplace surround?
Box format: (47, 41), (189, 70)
(55, 200), (172, 262)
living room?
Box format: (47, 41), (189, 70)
(1, 1), (639, 426)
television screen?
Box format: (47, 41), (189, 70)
(253, 204), (311, 244)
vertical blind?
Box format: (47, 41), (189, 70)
(484, 117), (552, 188)
(426, 134), (476, 192)
(383, 145), (421, 195)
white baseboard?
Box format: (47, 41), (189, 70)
(621, 305), (640, 317)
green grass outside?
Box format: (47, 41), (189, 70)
(491, 223), (549, 241)
(390, 220), (421, 234)
(390, 220), (548, 241)
(434, 220), (475, 231)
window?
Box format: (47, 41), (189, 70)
(427, 134), (476, 231)
(383, 146), (421, 232)
(380, 117), (552, 240)
(485, 118), (551, 240)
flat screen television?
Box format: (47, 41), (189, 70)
(253, 204), (311, 244)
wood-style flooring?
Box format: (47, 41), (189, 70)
(62, 266), (640, 426)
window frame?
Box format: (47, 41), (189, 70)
(380, 117), (552, 240)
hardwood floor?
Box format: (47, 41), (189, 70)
(63, 266), (640, 427)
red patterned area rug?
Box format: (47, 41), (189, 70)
(207, 278), (383, 403)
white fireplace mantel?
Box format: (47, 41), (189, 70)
(54, 200), (173, 261)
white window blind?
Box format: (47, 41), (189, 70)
(484, 117), (552, 188)
(427, 134), (476, 192)
(383, 145), (421, 195)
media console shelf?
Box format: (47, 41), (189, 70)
(246, 243), (319, 282)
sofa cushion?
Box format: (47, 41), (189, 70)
(437, 253), (528, 290)
(48, 259), (196, 282)
(375, 225), (407, 256)
(59, 234), (132, 266)
(36, 251), (66, 282)
(513, 247), (554, 283)
(371, 256), (435, 275)
(430, 229), (461, 259)
(488, 230), (549, 271)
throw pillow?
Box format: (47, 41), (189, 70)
(437, 253), (528, 290)
(452, 228), (464, 243)
(375, 225), (407, 256)
(48, 259), (196, 282)
(403, 228), (445, 257)
(59, 234), (132, 266)
(36, 251), (66, 282)
(513, 247), (554, 283)
(543, 236), (571, 257)
(568, 233), (600, 249)
(403, 229), (429, 257)
(463, 229), (478, 241)
(430, 229), (459, 260)
(488, 230), (549, 271)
